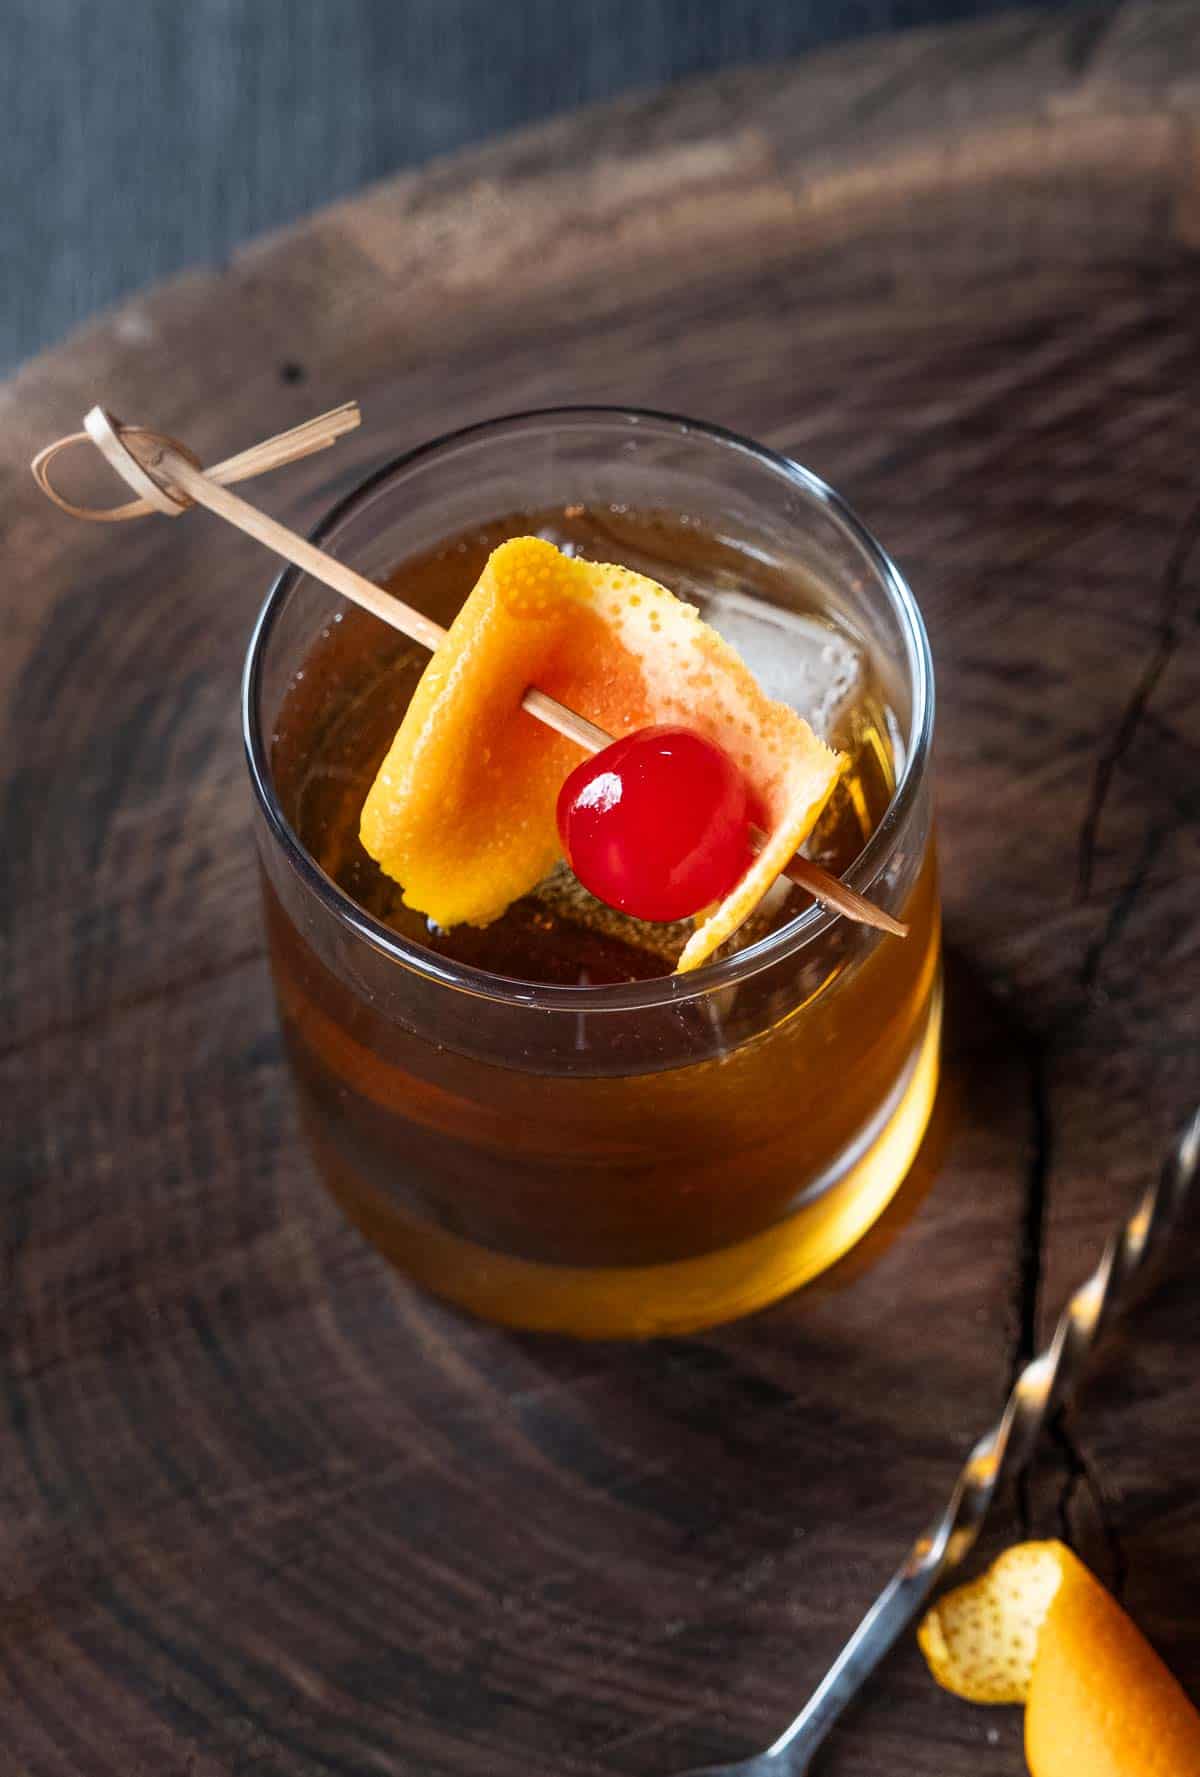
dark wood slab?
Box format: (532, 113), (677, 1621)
(3, 6), (1199, 1772)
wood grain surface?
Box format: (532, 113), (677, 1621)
(3, 6), (1199, 1773)
(4, 0), (1074, 374)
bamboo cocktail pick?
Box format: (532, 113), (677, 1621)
(32, 404), (908, 940)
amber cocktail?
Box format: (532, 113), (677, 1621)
(245, 411), (939, 1336)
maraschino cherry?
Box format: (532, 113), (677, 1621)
(556, 724), (754, 922)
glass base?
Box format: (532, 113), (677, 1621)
(313, 978), (943, 1339)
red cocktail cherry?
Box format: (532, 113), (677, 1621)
(556, 724), (755, 922)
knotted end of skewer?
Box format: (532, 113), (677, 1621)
(31, 402), (361, 522)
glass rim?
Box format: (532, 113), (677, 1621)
(242, 405), (934, 1011)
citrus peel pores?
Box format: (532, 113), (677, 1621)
(359, 537), (843, 970)
(918, 1540), (1200, 1776)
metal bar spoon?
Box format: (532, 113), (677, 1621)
(675, 1107), (1200, 1777)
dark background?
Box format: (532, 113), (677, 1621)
(6, 0), (1080, 375)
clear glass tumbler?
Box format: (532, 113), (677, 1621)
(244, 410), (939, 1337)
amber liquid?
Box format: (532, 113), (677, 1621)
(266, 507), (941, 1335)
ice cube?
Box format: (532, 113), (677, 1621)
(699, 589), (861, 740)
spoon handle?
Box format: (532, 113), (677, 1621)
(765, 1108), (1200, 1772)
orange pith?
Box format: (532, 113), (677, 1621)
(919, 1540), (1200, 1777)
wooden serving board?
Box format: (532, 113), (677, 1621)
(3, 6), (1199, 1772)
